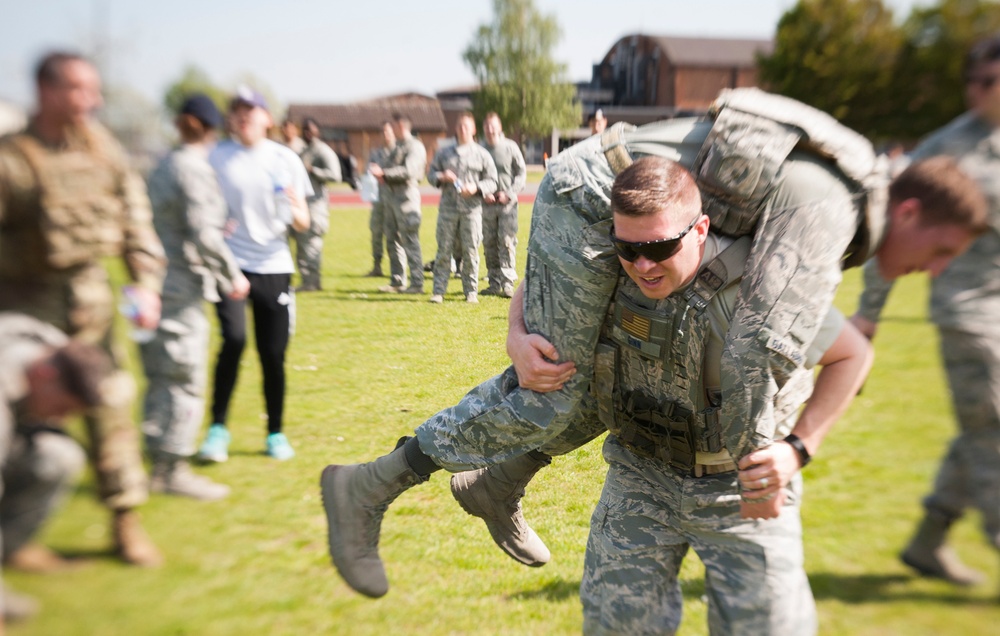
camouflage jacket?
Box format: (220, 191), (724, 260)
(0, 121), (165, 292)
(146, 144), (241, 302)
(427, 142), (498, 212)
(482, 135), (526, 202)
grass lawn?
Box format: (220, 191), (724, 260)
(9, 202), (999, 635)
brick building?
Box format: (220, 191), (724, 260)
(288, 34), (773, 168)
(584, 34), (772, 120)
(287, 93), (447, 178)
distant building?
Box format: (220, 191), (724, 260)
(288, 93), (447, 177)
(557, 34), (773, 151)
(289, 34), (773, 167)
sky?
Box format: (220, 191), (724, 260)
(1, 0), (926, 111)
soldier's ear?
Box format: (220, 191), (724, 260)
(890, 197), (922, 228)
(694, 214), (711, 243)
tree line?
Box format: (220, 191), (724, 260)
(760, 0), (1000, 144)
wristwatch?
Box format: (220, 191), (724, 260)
(783, 434), (812, 467)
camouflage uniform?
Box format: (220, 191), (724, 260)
(382, 134), (427, 290)
(415, 91), (876, 471)
(857, 111), (1000, 550)
(577, 233), (840, 635)
(0, 121), (166, 510)
(0, 314), (87, 571)
(368, 146), (393, 273)
(141, 144), (242, 459)
(427, 142), (498, 297)
(481, 135), (526, 294)
(292, 137), (341, 289)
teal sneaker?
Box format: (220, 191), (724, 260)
(266, 433), (295, 460)
(197, 424), (231, 463)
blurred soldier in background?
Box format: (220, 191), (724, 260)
(854, 34), (1000, 587)
(426, 112), (497, 304)
(366, 121), (396, 278)
(480, 112), (526, 299)
(371, 113), (426, 295)
(293, 117), (341, 292)
(0, 313), (111, 625)
(280, 118), (305, 154)
(141, 94), (249, 501)
(588, 108), (608, 136)
(0, 51), (166, 567)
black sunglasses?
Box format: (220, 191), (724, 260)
(609, 215), (701, 263)
(965, 74), (1000, 89)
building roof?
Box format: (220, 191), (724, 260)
(288, 93), (446, 132)
(649, 35), (773, 67)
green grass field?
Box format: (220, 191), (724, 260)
(9, 203), (1000, 635)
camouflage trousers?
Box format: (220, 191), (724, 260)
(140, 294), (211, 459)
(925, 326), (1000, 548)
(415, 134), (619, 470)
(370, 197), (387, 266)
(1, 428), (86, 561)
(292, 197), (330, 288)
(482, 201), (519, 292)
(384, 189), (424, 290)
(581, 436), (815, 636)
(0, 265), (148, 510)
(432, 204), (482, 297)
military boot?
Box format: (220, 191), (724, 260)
(5, 542), (77, 573)
(450, 453), (552, 567)
(112, 509), (164, 568)
(901, 510), (986, 586)
(320, 444), (427, 598)
(150, 458), (230, 501)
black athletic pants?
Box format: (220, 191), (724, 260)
(211, 272), (293, 435)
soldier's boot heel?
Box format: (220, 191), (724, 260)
(450, 452), (552, 567)
(320, 445), (426, 598)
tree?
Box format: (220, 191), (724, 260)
(758, 0), (902, 141)
(889, 0), (1000, 139)
(162, 65), (228, 116)
(463, 0), (580, 142)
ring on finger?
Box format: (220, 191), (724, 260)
(759, 477), (769, 489)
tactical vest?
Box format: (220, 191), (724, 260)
(7, 127), (128, 270)
(605, 88), (889, 269)
(592, 237), (751, 473)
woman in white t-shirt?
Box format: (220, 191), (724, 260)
(198, 86), (312, 463)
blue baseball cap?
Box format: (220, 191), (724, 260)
(180, 93), (223, 129)
(230, 84), (269, 112)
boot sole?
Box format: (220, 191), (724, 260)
(450, 473), (549, 568)
(320, 465), (389, 598)
(900, 551), (985, 586)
